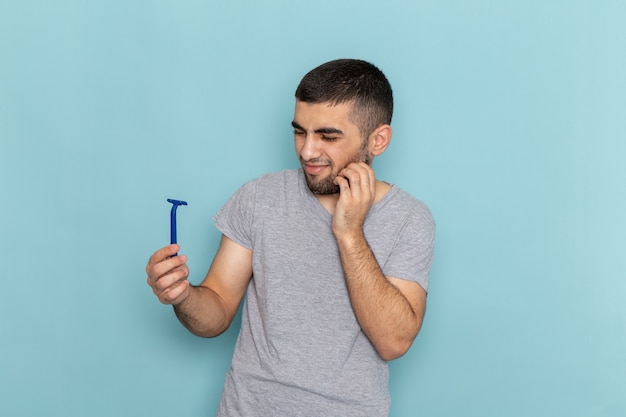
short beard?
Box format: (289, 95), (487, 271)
(305, 171), (341, 195)
(302, 144), (372, 195)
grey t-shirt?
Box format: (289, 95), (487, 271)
(214, 169), (435, 417)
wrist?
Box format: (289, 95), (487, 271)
(333, 228), (366, 249)
(172, 282), (193, 308)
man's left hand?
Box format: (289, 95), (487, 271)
(332, 162), (376, 237)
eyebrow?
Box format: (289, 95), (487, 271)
(291, 121), (344, 136)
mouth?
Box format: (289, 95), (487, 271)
(301, 161), (330, 176)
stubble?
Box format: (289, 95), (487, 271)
(302, 143), (371, 195)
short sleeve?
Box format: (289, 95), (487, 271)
(213, 180), (257, 250)
(383, 205), (435, 292)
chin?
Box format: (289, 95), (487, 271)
(303, 171), (340, 195)
(311, 185), (340, 195)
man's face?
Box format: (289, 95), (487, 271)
(292, 100), (371, 195)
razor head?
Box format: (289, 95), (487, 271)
(167, 199), (188, 206)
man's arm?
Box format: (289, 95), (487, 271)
(333, 162), (427, 361)
(146, 235), (252, 337)
(335, 231), (426, 361)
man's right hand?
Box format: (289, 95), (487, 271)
(146, 244), (191, 305)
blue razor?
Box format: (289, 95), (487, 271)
(167, 199), (188, 255)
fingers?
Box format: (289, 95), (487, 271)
(156, 272), (190, 305)
(331, 163), (376, 236)
(150, 260), (188, 293)
(147, 244), (180, 269)
(146, 244), (190, 305)
(146, 245), (183, 280)
(335, 162), (376, 201)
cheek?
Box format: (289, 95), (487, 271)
(333, 145), (363, 169)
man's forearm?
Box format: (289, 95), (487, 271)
(336, 231), (423, 361)
(173, 285), (232, 338)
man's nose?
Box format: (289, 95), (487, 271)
(299, 136), (322, 161)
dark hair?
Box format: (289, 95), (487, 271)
(295, 59), (393, 138)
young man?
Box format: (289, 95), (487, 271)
(146, 59), (435, 416)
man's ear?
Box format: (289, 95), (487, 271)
(369, 124), (392, 156)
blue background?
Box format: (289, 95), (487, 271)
(1, 1), (625, 416)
